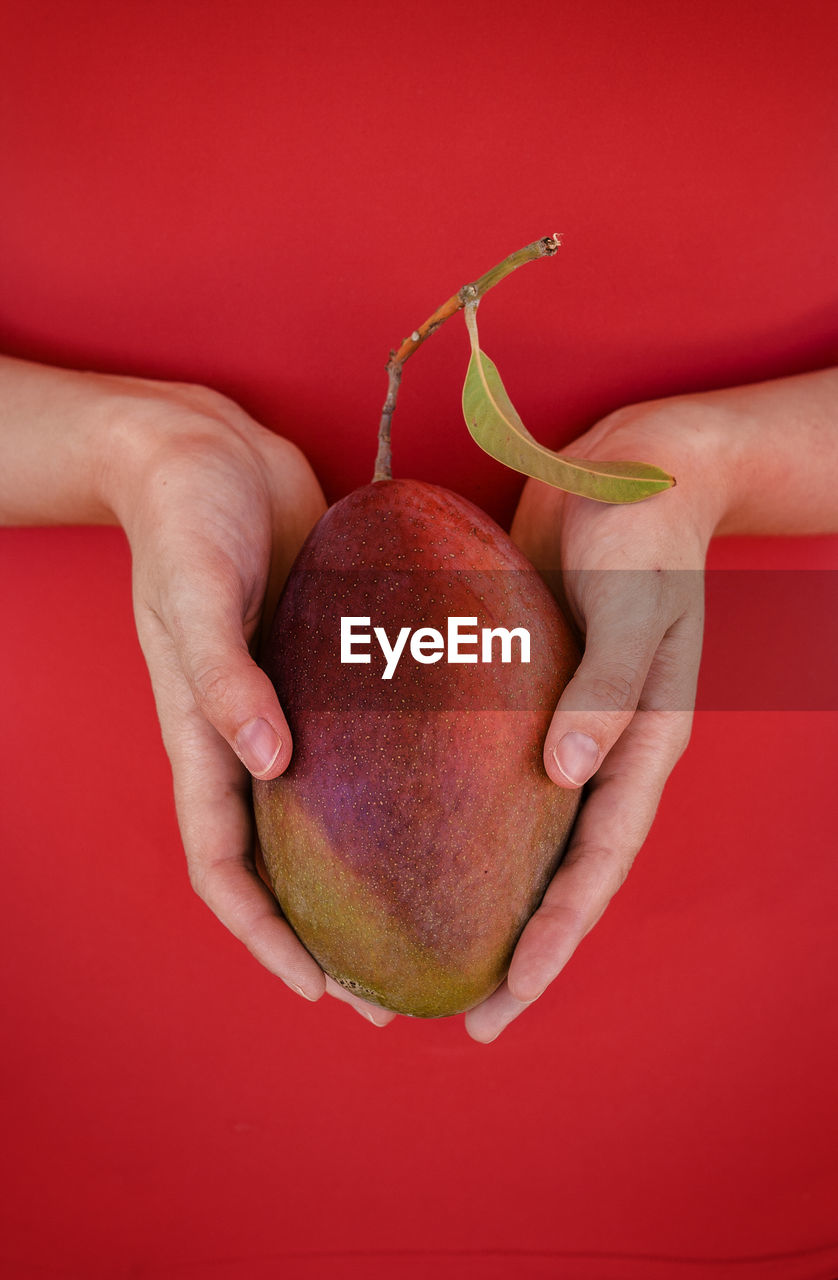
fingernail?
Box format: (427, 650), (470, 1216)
(553, 732), (599, 786)
(290, 982), (319, 1003)
(236, 718), (281, 776)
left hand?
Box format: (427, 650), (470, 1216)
(464, 396), (730, 1042)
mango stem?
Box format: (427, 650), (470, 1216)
(372, 233), (562, 483)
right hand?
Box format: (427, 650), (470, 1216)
(98, 376), (397, 1024)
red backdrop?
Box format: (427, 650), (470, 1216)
(1, 2), (837, 1277)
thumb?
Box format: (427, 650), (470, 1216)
(164, 593), (292, 781)
(544, 585), (667, 789)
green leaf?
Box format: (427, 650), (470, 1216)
(461, 312), (674, 503)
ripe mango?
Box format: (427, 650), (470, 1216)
(253, 479), (581, 1017)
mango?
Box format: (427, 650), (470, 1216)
(253, 479), (581, 1017)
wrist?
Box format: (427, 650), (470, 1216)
(0, 358), (129, 526)
(612, 370), (838, 538)
(95, 378), (253, 532)
(593, 394), (741, 544)
(707, 369), (838, 536)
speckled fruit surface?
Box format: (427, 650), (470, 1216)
(254, 480), (581, 1016)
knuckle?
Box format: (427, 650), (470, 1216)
(572, 838), (636, 896)
(588, 670), (635, 713)
(191, 661), (237, 719)
(536, 898), (587, 940)
(671, 717), (694, 761)
(638, 710), (694, 762)
(186, 853), (247, 930)
(612, 854), (633, 892)
(186, 857), (208, 900)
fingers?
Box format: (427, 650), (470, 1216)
(324, 976), (398, 1027)
(173, 712), (327, 1002)
(465, 705), (693, 1044)
(144, 623), (399, 1024)
(143, 563), (292, 781)
(133, 609), (321, 1000)
(187, 639), (292, 782)
(181, 739), (396, 1023)
(524, 708), (692, 997)
(544, 569), (700, 788)
(464, 609), (700, 1045)
(195, 843), (326, 1001)
(463, 978), (527, 1044)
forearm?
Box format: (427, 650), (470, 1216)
(0, 355), (288, 536)
(0, 355), (124, 525)
(697, 367), (838, 536)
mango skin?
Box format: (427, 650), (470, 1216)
(253, 479), (581, 1017)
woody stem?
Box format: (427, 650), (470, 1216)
(372, 233), (562, 482)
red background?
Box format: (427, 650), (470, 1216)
(1, 2), (837, 1277)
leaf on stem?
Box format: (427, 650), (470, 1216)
(461, 305), (674, 503)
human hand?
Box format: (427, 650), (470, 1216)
(98, 377), (396, 1023)
(6, 357), (831, 1037)
(464, 395), (733, 1042)
(117, 370), (833, 1036)
(0, 352), (400, 1024)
